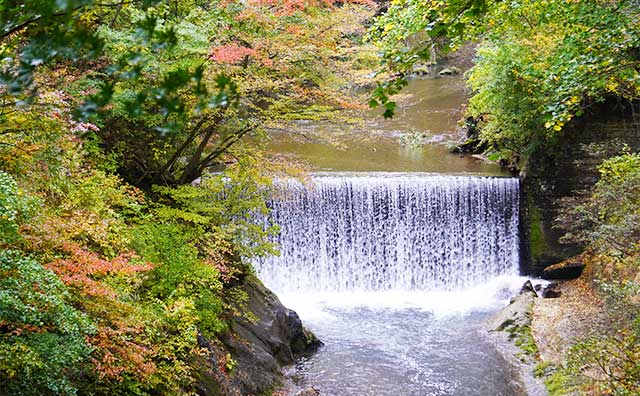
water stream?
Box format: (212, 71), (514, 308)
(266, 77), (506, 175)
(255, 174), (526, 396)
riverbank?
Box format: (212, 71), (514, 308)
(486, 273), (611, 396)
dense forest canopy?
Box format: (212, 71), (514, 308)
(0, 1), (379, 394)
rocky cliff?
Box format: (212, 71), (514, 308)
(520, 98), (640, 275)
(196, 275), (321, 396)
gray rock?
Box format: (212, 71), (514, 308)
(520, 280), (535, 294)
(223, 275), (321, 395)
(492, 282), (536, 331)
(541, 282), (562, 298)
(438, 66), (461, 76)
(197, 275), (321, 396)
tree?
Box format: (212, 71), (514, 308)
(369, 0), (640, 160)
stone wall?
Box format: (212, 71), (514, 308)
(520, 99), (640, 275)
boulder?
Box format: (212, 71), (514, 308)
(438, 66), (461, 76)
(297, 387), (321, 396)
(494, 281), (537, 330)
(541, 282), (562, 298)
(197, 275), (322, 396)
(520, 280), (535, 294)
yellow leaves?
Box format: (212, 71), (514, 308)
(605, 79), (620, 94)
(545, 120), (565, 132)
(565, 96), (580, 105)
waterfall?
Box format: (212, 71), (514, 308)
(254, 173), (520, 293)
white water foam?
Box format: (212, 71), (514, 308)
(276, 274), (530, 322)
(255, 174), (520, 298)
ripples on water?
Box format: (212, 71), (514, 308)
(284, 301), (524, 396)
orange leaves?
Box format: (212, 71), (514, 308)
(209, 44), (258, 65)
(208, 42), (281, 68)
(44, 243), (159, 384)
(45, 243), (153, 298)
(88, 325), (156, 381)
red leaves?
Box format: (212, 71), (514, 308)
(44, 243), (158, 382)
(45, 242), (153, 298)
(88, 326), (156, 381)
(209, 44), (258, 65)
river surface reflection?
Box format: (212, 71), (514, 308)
(266, 77), (505, 175)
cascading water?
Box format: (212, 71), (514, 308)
(255, 173), (520, 294)
(254, 173), (527, 396)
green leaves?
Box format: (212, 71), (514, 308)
(0, 250), (94, 396)
(369, 77), (408, 118)
(0, 171), (38, 245)
(558, 152), (640, 257)
(0, 0), (102, 96)
(370, 0), (640, 158)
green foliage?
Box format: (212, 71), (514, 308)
(598, 150), (640, 185)
(533, 361), (554, 378)
(370, 0), (640, 159)
(152, 166), (278, 260)
(0, 1), (380, 395)
(132, 222), (227, 336)
(0, 0), (102, 96)
(1, 0), (225, 126)
(0, 171), (37, 244)
(369, 0), (489, 68)
(559, 153), (640, 257)
(544, 369), (575, 396)
(0, 250), (94, 396)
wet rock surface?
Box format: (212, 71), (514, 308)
(197, 275), (321, 396)
(484, 282), (547, 396)
(520, 99), (640, 275)
(540, 283), (562, 299)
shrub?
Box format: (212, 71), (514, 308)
(564, 281), (640, 396)
(0, 171), (37, 245)
(132, 222), (227, 336)
(0, 250), (94, 396)
(559, 153), (640, 258)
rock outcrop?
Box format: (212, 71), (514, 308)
(484, 283), (547, 396)
(197, 275), (321, 396)
(542, 260), (585, 280)
(520, 98), (640, 275)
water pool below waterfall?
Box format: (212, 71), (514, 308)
(280, 290), (526, 396)
(255, 174), (527, 396)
